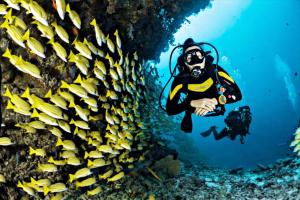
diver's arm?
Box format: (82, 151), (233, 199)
(165, 77), (189, 115)
(216, 65), (242, 104)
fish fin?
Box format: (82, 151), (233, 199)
(90, 18), (96, 26)
(56, 138), (63, 147)
(31, 109), (39, 118)
(2, 48), (11, 58)
(44, 89), (52, 98)
(29, 146), (35, 155)
(6, 100), (14, 110)
(87, 159), (93, 168)
(84, 151), (89, 159)
(60, 80), (69, 89)
(74, 74), (82, 84)
(22, 29), (30, 41)
(21, 87), (31, 99)
(3, 87), (12, 98)
(69, 174), (74, 183)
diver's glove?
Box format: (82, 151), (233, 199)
(181, 110), (192, 133)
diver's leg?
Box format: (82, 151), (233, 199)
(200, 128), (213, 137)
(213, 127), (228, 140)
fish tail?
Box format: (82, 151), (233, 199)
(69, 174), (74, 183)
(84, 151), (89, 159)
(90, 18), (96, 26)
(44, 89), (52, 98)
(56, 138), (63, 147)
(3, 87), (12, 98)
(21, 87), (31, 99)
(29, 146), (35, 155)
(66, 3), (71, 13)
(6, 100), (15, 110)
(87, 159), (93, 168)
(74, 74), (82, 84)
(43, 186), (49, 196)
(31, 109), (39, 118)
(22, 29), (30, 41)
(60, 80), (69, 89)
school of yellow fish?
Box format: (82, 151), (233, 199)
(0, 0), (150, 198)
(290, 127), (300, 157)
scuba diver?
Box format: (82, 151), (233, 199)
(200, 106), (252, 144)
(161, 38), (242, 132)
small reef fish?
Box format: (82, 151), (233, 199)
(29, 146), (46, 157)
(51, 21), (69, 43)
(107, 171), (124, 182)
(0, 137), (13, 146)
(87, 186), (101, 196)
(56, 138), (77, 151)
(90, 18), (105, 46)
(75, 177), (96, 188)
(66, 4), (81, 29)
(43, 182), (67, 195)
(48, 38), (68, 62)
(69, 167), (92, 183)
(38, 163), (58, 173)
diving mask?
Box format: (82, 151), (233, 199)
(184, 49), (205, 65)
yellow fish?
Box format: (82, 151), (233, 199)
(74, 74), (98, 96)
(51, 21), (69, 43)
(48, 156), (66, 166)
(37, 163), (57, 173)
(87, 186), (101, 196)
(66, 4), (81, 29)
(87, 158), (106, 168)
(31, 109), (58, 126)
(49, 127), (62, 138)
(90, 18), (104, 46)
(84, 150), (103, 159)
(3, 87), (31, 110)
(56, 138), (76, 150)
(0, 137), (13, 146)
(97, 145), (113, 153)
(105, 34), (115, 53)
(45, 89), (67, 110)
(47, 38), (67, 62)
(7, 100), (32, 116)
(22, 29), (45, 58)
(32, 20), (54, 39)
(60, 80), (88, 98)
(30, 177), (51, 187)
(55, 0), (66, 20)
(17, 181), (35, 196)
(114, 29), (122, 49)
(69, 167), (92, 183)
(28, 0), (48, 26)
(29, 146), (46, 157)
(75, 177), (96, 188)
(99, 169), (113, 179)
(1, 19), (25, 48)
(0, 174), (6, 183)
(4, 0), (20, 11)
(57, 120), (71, 133)
(43, 182), (67, 195)
(72, 37), (92, 60)
(70, 119), (90, 130)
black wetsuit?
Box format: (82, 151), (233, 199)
(165, 62), (242, 126)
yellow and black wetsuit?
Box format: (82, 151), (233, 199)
(166, 64), (242, 116)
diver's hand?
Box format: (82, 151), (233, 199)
(191, 98), (218, 112)
(195, 107), (210, 116)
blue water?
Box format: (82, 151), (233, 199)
(157, 0), (300, 168)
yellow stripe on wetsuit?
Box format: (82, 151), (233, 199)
(218, 71), (234, 83)
(188, 78), (214, 92)
(169, 84), (183, 100)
